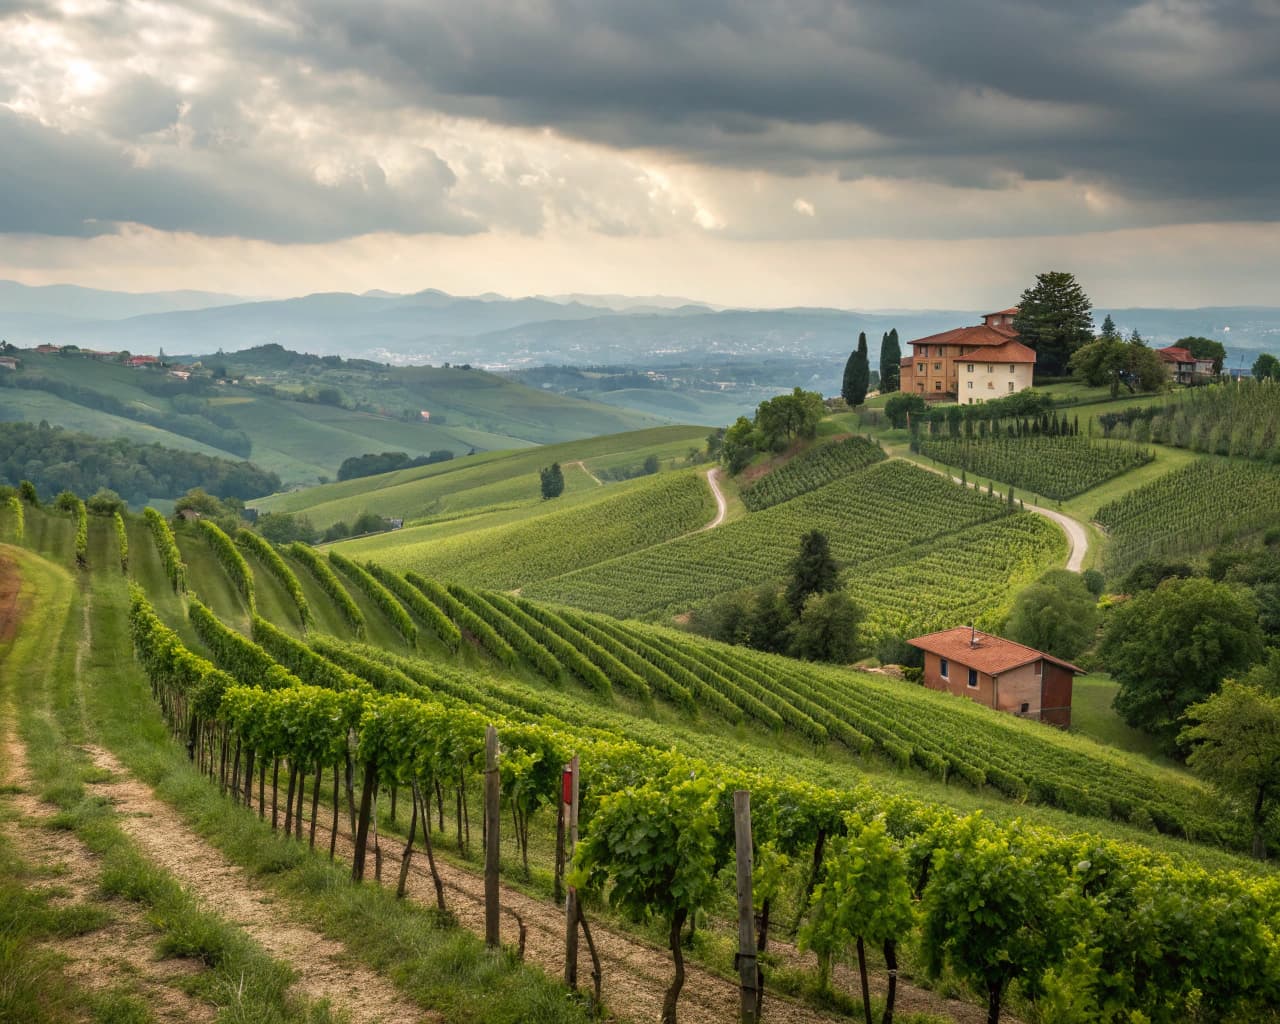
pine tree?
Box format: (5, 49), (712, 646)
(879, 328), (901, 392)
(1100, 314), (1119, 340)
(786, 530), (840, 614)
(1012, 271), (1095, 376)
(843, 332), (871, 406)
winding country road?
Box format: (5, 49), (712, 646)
(698, 467), (728, 532)
(900, 457), (1089, 572)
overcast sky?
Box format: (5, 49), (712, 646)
(1, 0), (1277, 308)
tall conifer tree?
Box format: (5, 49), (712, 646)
(843, 332), (870, 406)
(879, 328), (901, 392)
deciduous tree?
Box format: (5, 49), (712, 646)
(1004, 569), (1097, 662)
(1252, 352), (1280, 381)
(1099, 577), (1265, 750)
(1180, 681), (1280, 859)
(1178, 336), (1227, 375)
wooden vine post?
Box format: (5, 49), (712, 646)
(563, 755), (580, 988)
(733, 790), (758, 1024)
(484, 724), (501, 948)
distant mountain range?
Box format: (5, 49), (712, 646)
(1, 280), (1276, 370)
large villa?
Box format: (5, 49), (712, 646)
(898, 307), (1038, 403)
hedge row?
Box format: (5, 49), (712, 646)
(144, 507), (186, 592)
(237, 529), (313, 629)
(328, 550), (417, 647)
(286, 543), (365, 637)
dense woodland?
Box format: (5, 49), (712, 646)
(0, 421), (280, 503)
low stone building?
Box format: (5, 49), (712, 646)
(907, 626), (1081, 728)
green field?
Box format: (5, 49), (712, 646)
(254, 425), (708, 527)
(335, 468), (716, 588)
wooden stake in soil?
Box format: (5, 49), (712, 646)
(563, 756), (580, 988)
(733, 790), (758, 1024)
(484, 724), (500, 948)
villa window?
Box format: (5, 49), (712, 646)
(933, 362), (942, 371)
(1008, 381), (1015, 392)
(940, 659), (949, 679)
(934, 381), (942, 391)
(986, 364), (993, 373)
(967, 363), (974, 372)
(967, 668), (978, 688)
(1009, 364), (1015, 373)
(967, 380), (973, 389)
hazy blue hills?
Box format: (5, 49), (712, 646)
(1, 279), (1276, 370)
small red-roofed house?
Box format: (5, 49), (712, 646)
(127, 355), (159, 368)
(1155, 345), (1204, 385)
(908, 626), (1082, 727)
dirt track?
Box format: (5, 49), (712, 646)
(81, 744), (435, 1024)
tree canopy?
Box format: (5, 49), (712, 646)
(1069, 333), (1164, 397)
(842, 332), (870, 407)
(786, 529), (840, 614)
(879, 328), (901, 393)
(1253, 352), (1280, 382)
(1012, 271), (1095, 376)
(1180, 680), (1280, 859)
(1177, 336), (1227, 374)
(1003, 569), (1098, 662)
(1099, 577), (1265, 751)
(539, 462), (565, 500)
(755, 388), (825, 452)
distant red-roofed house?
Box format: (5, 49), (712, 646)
(127, 355), (159, 368)
(1156, 345), (1211, 385)
(898, 307), (1035, 401)
(35, 344), (61, 354)
(908, 626), (1083, 727)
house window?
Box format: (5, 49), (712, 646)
(935, 346), (943, 357)
(967, 380), (973, 389)
(986, 364), (994, 373)
(987, 380), (994, 389)
(967, 668), (978, 688)
(933, 362), (942, 371)
(1034, 661), (1042, 676)
(934, 381), (942, 391)
(1020, 701), (1030, 713)
(1008, 381), (1015, 392)
(967, 363), (974, 372)
(939, 658), (949, 679)
(1009, 364), (1015, 373)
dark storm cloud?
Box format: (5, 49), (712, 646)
(2, 0), (1277, 244)
(248, 0), (1280, 209)
(0, 108), (475, 242)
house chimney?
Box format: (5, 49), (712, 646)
(970, 623), (977, 648)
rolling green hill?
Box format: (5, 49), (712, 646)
(254, 425), (709, 528)
(5, 481), (1280, 1024)
(0, 351), (668, 487)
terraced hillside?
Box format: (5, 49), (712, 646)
(335, 469), (717, 589)
(524, 459), (1063, 632)
(4, 497), (1279, 1024)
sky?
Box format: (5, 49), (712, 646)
(1, 0), (1277, 309)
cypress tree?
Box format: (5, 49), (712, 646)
(879, 328), (902, 393)
(843, 332), (871, 407)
